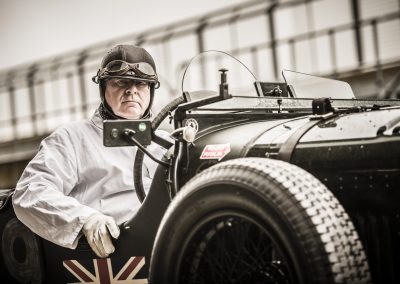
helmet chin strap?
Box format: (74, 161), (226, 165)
(142, 86), (155, 119)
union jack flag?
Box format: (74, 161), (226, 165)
(63, 256), (147, 284)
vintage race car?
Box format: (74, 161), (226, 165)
(1, 50), (399, 283)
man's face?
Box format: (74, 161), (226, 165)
(105, 78), (151, 119)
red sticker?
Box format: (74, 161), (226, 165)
(200, 144), (231, 161)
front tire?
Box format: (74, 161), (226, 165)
(149, 158), (370, 284)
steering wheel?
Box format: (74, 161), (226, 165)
(133, 96), (186, 203)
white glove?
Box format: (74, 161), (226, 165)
(82, 213), (120, 258)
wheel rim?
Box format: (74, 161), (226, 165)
(177, 212), (296, 284)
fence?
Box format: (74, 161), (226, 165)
(0, 0), (399, 143)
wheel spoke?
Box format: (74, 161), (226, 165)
(180, 215), (292, 284)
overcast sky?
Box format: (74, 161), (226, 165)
(0, 0), (244, 70)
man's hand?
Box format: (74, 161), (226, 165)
(82, 213), (120, 258)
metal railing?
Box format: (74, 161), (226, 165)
(0, 0), (399, 143)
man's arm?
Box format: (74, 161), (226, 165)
(12, 128), (98, 249)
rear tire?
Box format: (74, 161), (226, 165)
(2, 217), (44, 284)
(149, 158), (370, 284)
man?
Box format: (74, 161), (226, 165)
(12, 45), (164, 258)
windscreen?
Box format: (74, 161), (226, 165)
(181, 50), (258, 100)
(282, 70), (355, 99)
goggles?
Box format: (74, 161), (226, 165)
(100, 60), (157, 78)
(93, 60), (159, 88)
